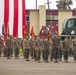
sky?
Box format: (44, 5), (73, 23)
(26, 0), (76, 9)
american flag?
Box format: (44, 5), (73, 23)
(0, 0), (26, 38)
(0, 34), (6, 51)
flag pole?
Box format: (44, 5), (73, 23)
(36, 0), (37, 9)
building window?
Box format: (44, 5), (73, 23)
(46, 16), (51, 22)
(73, 16), (76, 18)
(46, 15), (58, 22)
(52, 16), (58, 21)
(26, 15), (29, 22)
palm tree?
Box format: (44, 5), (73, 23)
(56, 0), (73, 9)
(56, 0), (65, 9)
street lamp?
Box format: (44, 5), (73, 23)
(36, 0), (37, 9)
(45, 0), (51, 9)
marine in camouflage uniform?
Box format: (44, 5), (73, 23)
(49, 38), (53, 61)
(69, 37), (73, 57)
(10, 35), (14, 57)
(52, 33), (60, 62)
(34, 36), (38, 61)
(22, 36), (26, 58)
(14, 36), (20, 59)
(59, 40), (63, 61)
(30, 38), (35, 59)
(35, 36), (43, 63)
(63, 37), (70, 62)
(0, 36), (2, 57)
(6, 36), (12, 59)
(4, 46), (7, 57)
(73, 37), (76, 63)
(23, 35), (30, 61)
(41, 38), (45, 61)
(43, 37), (50, 62)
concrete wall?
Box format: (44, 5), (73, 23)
(30, 5), (46, 35)
(39, 5), (46, 31)
(58, 10), (72, 35)
(30, 10), (39, 35)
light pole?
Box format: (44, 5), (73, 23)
(36, 0), (37, 9)
(45, 0), (51, 9)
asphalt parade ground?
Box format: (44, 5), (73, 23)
(0, 56), (76, 75)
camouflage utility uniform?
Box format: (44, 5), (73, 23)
(23, 38), (30, 61)
(73, 37), (76, 62)
(63, 38), (70, 62)
(43, 38), (50, 62)
(35, 36), (43, 62)
(49, 38), (53, 61)
(30, 38), (35, 59)
(59, 41), (63, 61)
(14, 38), (20, 59)
(6, 37), (12, 59)
(52, 34), (60, 62)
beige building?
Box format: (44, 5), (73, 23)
(26, 5), (76, 36)
(58, 10), (72, 35)
(30, 5), (46, 35)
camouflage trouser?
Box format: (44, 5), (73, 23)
(23, 49), (25, 58)
(63, 50), (68, 60)
(73, 50), (76, 60)
(24, 49), (30, 59)
(34, 50), (37, 59)
(44, 50), (49, 60)
(0, 48), (2, 56)
(10, 48), (13, 56)
(53, 48), (59, 60)
(30, 49), (33, 58)
(59, 49), (62, 59)
(50, 49), (54, 60)
(36, 50), (41, 60)
(69, 48), (73, 56)
(42, 50), (45, 60)
(4, 48), (7, 57)
(7, 47), (11, 57)
(14, 47), (19, 58)
(30, 49), (35, 58)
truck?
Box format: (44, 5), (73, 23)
(60, 18), (76, 39)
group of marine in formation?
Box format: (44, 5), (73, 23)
(0, 33), (76, 63)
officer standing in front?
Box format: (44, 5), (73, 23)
(63, 37), (70, 63)
(49, 37), (53, 61)
(23, 35), (30, 61)
(59, 40), (63, 61)
(52, 33), (60, 62)
(35, 35), (43, 63)
(10, 35), (14, 57)
(6, 36), (12, 59)
(30, 37), (35, 59)
(14, 35), (20, 59)
(43, 37), (50, 63)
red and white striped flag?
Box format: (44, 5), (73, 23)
(0, 0), (26, 38)
(0, 34), (6, 51)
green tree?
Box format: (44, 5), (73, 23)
(56, 0), (73, 9)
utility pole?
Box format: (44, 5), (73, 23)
(36, 0), (37, 9)
(45, 0), (52, 32)
(46, 0), (51, 9)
